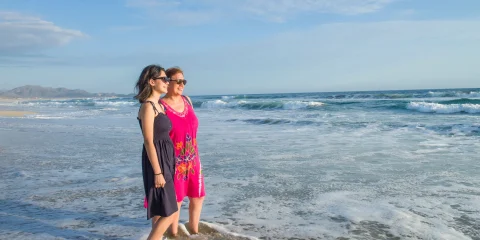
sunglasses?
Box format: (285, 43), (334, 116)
(152, 76), (170, 84)
(170, 79), (187, 85)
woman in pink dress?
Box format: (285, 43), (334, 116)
(160, 67), (205, 236)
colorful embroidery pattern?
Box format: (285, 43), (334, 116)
(175, 133), (197, 181)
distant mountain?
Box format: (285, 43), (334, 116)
(0, 85), (128, 99)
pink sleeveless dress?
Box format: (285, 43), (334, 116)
(160, 96), (206, 202)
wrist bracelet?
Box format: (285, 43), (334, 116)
(154, 172), (163, 175)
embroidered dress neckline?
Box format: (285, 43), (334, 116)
(161, 97), (188, 118)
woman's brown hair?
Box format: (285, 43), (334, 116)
(134, 64), (165, 103)
(165, 67), (184, 79)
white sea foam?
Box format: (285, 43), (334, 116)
(201, 100), (239, 109)
(99, 107), (119, 111)
(407, 101), (480, 113)
(94, 101), (136, 107)
(199, 100), (324, 110)
(136, 221), (259, 240)
(282, 101), (324, 109)
(314, 192), (471, 240)
(27, 110), (104, 119)
(200, 221), (260, 240)
(428, 91), (480, 98)
(17, 99), (136, 108)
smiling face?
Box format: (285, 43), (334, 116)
(167, 72), (186, 96)
(134, 65), (169, 103)
(150, 70), (169, 95)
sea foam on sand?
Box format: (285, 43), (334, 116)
(138, 221), (259, 240)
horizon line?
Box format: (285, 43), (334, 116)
(3, 85), (479, 98)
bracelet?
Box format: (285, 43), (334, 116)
(154, 172), (163, 176)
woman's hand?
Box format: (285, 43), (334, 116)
(154, 174), (166, 188)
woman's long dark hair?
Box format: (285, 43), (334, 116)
(134, 64), (165, 103)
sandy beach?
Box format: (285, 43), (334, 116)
(0, 98), (36, 117)
(0, 97), (58, 102)
(0, 96), (121, 118)
(0, 110), (36, 117)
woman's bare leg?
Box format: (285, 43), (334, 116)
(168, 201), (183, 236)
(187, 197), (204, 234)
(151, 216), (160, 229)
(147, 214), (174, 240)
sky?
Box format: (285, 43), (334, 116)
(0, 0), (479, 95)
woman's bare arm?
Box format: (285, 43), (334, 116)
(140, 103), (162, 175)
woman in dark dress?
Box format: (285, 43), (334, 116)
(134, 64), (178, 240)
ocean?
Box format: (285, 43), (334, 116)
(0, 88), (479, 240)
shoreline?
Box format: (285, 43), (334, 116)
(0, 110), (36, 117)
(0, 97), (117, 102)
(0, 98), (36, 117)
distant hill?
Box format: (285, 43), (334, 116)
(0, 85), (128, 99)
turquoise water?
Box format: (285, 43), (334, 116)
(0, 88), (479, 239)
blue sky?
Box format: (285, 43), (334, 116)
(0, 0), (479, 95)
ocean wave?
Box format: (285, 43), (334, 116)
(18, 98), (137, 108)
(283, 101), (324, 109)
(326, 90), (480, 100)
(228, 118), (372, 127)
(324, 91), (480, 100)
(428, 91), (480, 98)
(407, 102), (480, 114)
(228, 117), (480, 136)
(426, 124), (480, 136)
(228, 118), (291, 125)
(439, 98), (480, 105)
(26, 109), (105, 119)
(7, 90), (480, 114)
(199, 100), (324, 110)
(168, 90), (477, 102)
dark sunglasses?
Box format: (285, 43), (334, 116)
(152, 76), (170, 83)
(170, 79), (187, 85)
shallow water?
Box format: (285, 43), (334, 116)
(0, 89), (479, 239)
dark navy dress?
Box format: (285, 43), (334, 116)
(138, 101), (177, 219)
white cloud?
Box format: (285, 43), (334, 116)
(0, 11), (86, 53)
(4, 19), (479, 94)
(125, 0), (395, 24)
